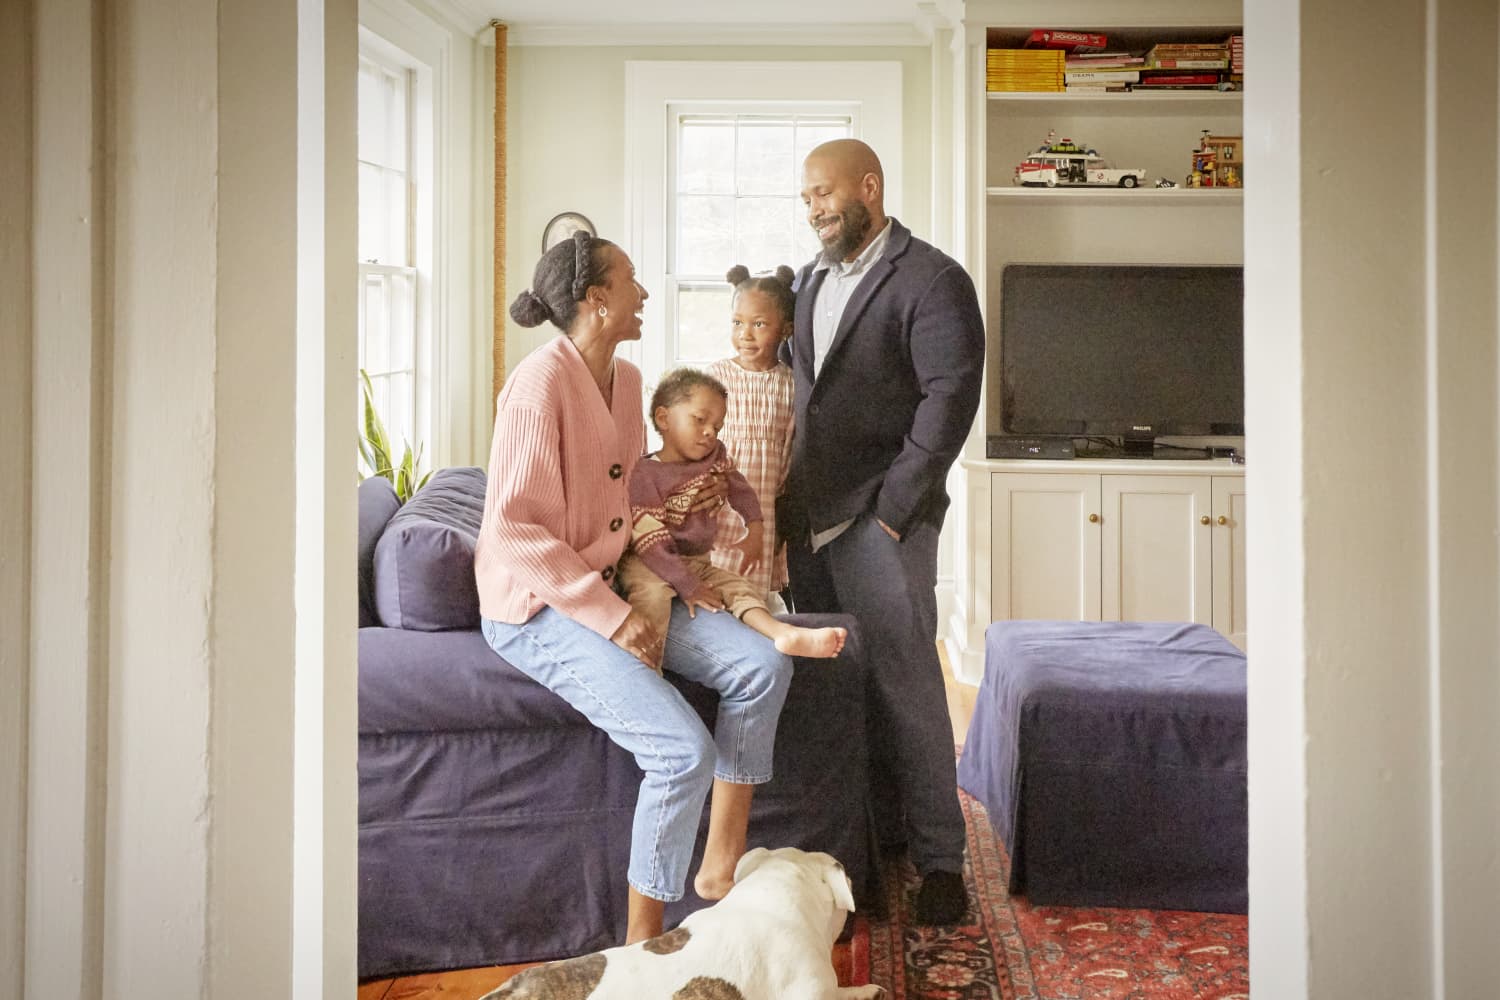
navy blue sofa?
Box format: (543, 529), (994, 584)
(356, 469), (875, 978)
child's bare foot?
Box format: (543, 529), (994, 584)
(693, 866), (736, 902)
(773, 626), (847, 659)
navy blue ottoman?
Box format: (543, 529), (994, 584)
(957, 621), (1247, 913)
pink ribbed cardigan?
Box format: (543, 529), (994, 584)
(474, 335), (644, 640)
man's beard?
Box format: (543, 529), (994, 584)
(816, 202), (872, 265)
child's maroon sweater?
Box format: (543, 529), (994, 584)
(628, 441), (761, 600)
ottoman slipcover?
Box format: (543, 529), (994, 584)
(957, 620), (1247, 912)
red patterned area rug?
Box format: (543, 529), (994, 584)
(866, 789), (1248, 1000)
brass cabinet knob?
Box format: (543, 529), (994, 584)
(1088, 513), (1100, 523)
(1200, 515), (1211, 525)
(1217, 515), (1229, 526)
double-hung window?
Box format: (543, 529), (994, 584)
(626, 61), (902, 395)
(668, 113), (852, 366)
(357, 40), (424, 471)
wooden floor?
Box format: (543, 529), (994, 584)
(359, 645), (978, 1000)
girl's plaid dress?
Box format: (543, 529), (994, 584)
(705, 357), (794, 598)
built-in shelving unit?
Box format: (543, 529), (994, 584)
(979, 24), (1245, 435)
(947, 4), (1247, 681)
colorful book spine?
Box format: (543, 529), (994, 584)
(1024, 29), (1108, 52)
(1066, 54), (1145, 68)
(987, 48), (1065, 92)
(1135, 73), (1222, 86)
(1146, 57), (1230, 70)
(1065, 70), (1140, 83)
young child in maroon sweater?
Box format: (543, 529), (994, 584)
(617, 368), (846, 670)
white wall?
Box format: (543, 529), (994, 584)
(295, 0), (361, 996)
(1247, 0), (1500, 997)
(492, 42), (934, 397)
(15, 0), (359, 996)
(0, 5), (34, 996)
(27, 1), (110, 995)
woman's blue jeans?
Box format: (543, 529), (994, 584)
(481, 603), (793, 901)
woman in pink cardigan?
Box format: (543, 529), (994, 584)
(474, 231), (794, 945)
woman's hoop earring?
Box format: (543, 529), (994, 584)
(598, 305), (608, 318)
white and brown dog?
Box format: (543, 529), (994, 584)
(479, 847), (885, 1000)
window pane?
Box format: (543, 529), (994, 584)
(358, 162), (385, 262)
(387, 271), (415, 371)
(357, 62), (385, 164)
(382, 168), (408, 265)
(362, 273), (391, 373)
(794, 121), (850, 165)
(675, 284), (732, 364)
(386, 70), (407, 171)
(735, 196), (794, 269)
(676, 195), (734, 274)
(384, 370), (414, 455)
(679, 120), (735, 194)
(357, 164), (409, 265)
(736, 121), (793, 196)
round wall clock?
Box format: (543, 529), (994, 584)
(541, 211), (596, 252)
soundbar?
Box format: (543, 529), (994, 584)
(987, 435), (1076, 460)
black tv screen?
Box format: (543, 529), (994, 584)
(1000, 263), (1244, 440)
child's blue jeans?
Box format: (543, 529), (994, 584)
(481, 602), (793, 901)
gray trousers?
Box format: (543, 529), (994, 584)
(786, 513), (966, 875)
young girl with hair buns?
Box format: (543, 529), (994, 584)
(705, 264), (797, 605)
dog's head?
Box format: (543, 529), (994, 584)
(732, 847), (855, 943)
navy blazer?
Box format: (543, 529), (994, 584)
(782, 219), (984, 538)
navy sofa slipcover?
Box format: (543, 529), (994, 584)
(356, 470), (874, 978)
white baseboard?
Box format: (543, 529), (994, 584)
(944, 608), (985, 686)
(935, 575), (955, 642)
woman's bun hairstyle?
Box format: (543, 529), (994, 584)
(515, 231), (617, 332)
(725, 264), (752, 286)
(509, 288), (552, 327)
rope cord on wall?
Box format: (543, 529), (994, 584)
(492, 20), (508, 410)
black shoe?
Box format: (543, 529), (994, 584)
(912, 869), (967, 925)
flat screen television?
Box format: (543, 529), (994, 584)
(999, 263), (1244, 456)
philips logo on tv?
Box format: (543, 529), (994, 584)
(1132, 425), (1154, 432)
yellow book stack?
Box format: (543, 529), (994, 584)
(987, 48), (1065, 92)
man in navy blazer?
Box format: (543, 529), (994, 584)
(781, 140), (984, 924)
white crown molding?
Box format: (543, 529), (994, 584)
(495, 21), (931, 47)
(913, 0), (963, 39)
(419, 0), (492, 35)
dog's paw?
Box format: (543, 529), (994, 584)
(834, 987), (886, 1000)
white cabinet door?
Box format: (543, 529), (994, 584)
(1212, 476), (1249, 641)
(1101, 474), (1213, 624)
(990, 472), (1101, 621)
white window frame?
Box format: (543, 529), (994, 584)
(357, 2), (454, 469)
(665, 110), (855, 369)
(357, 41), (423, 466)
(625, 61), (903, 392)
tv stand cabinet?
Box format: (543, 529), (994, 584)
(952, 458), (1246, 680)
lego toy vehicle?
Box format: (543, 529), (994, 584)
(1013, 134), (1146, 188)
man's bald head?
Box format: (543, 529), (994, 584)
(804, 139), (884, 206)
(801, 139), (888, 263)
